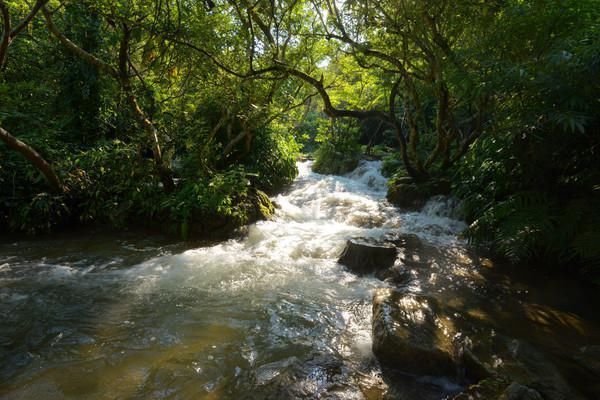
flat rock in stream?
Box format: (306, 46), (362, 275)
(383, 232), (423, 249)
(338, 238), (398, 277)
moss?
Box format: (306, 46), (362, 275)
(254, 189), (275, 220)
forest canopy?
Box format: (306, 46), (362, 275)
(0, 0), (598, 271)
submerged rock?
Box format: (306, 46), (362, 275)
(452, 378), (543, 400)
(452, 377), (510, 400)
(257, 353), (387, 400)
(338, 238), (398, 277)
(571, 345), (600, 396)
(372, 288), (459, 377)
(501, 382), (544, 400)
(494, 339), (584, 400)
(458, 332), (583, 400)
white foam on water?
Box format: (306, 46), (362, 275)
(0, 159), (472, 399)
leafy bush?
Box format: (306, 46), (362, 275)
(381, 152), (404, 178)
(60, 141), (164, 226)
(161, 167), (252, 238)
(452, 0), (600, 275)
(312, 141), (360, 175)
(245, 127), (298, 193)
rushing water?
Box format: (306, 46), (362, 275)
(0, 161), (597, 399)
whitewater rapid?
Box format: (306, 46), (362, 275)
(0, 160), (469, 399)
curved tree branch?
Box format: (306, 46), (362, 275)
(282, 67), (388, 120)
(0, 1), (10, 68)
(0, 126), (62, 192)
(42, 6), (118, 78)
(0, 0), (61, 191)
(11, 0), (49, 38)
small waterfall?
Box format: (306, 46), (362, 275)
(422, 195), (465, 221)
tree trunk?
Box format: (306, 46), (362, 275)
(390, 79), (428, 182)
(118, 23), (174, 193)
(0, 126), (62, 192)
(0, 1), (10, 69)
(44, 11), (174, 192)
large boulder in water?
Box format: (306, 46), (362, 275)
(372, 288), (585, 399)
(338, 238), (398, 277)
(387, 179), (451, 210)
(372, 288), (459, 377)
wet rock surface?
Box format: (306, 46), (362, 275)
(371, 284), (592, 399)
(368, 238), (598, 400)
(386, 179), (451, 210)
(338, 238), (398, 277)
(255, 353), (387, 400)
(372, 289), (458, 377)
(453, 378), (544, 400)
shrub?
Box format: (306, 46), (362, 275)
(245, 127), (299, 193)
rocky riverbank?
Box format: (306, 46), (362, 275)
(337, 236), (600, 399)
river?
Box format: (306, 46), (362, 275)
(0, 161), (597, 399)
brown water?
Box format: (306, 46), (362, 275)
(0, 161), (598, 399)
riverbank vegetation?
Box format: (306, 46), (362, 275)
(1, 1), (598, 273)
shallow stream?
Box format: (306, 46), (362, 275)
(0, 161), (597, 399)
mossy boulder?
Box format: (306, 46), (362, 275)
(186, 188), (275, 239)
(251, 188), (275, 220)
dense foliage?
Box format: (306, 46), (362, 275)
(0, 0), (598, 274)
(455, 0), (600, 271)
(0, 0), (300, 237)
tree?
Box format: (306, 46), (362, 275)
(42, 2), (175, 191)
(0, 0), (62, 192)
(173, 0), (493, 181)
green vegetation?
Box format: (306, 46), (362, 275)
(312, 119), (361, 175)
(0, 0), (300, 237)
(0, 0), (598, 273)
(453, 0), (600, 272)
